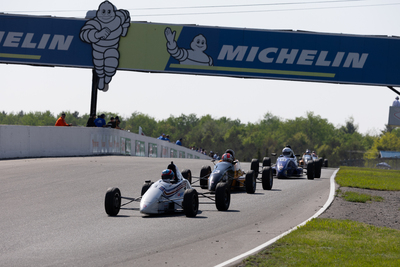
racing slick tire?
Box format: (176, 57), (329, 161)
(215, 182), (230, 211)
(105, 187), (121, 216)
(262, 157), (271, 167)
(261, 166), (273, 190)
(315, 158), (323, 178)
(307, 161), (315, 180)
(182, 169), (192, 184)
(250, 159), (259, 178)
(324, 159), (329, 167)
(200, 166), (211, 189)
(183, 189), (199, 217)
(141, 180), (154, 196)
(245, 170), (256, 194)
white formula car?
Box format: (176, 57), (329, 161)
(104, 162), (199, 217)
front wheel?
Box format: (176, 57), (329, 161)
(245, 170), (256, 194)
(307, 161), (315, 180)
(215, 182), (230, 211)
(104, 187), (121, 216)
(182, 169), (192, 184)
(183, 189), (199, 217)
(200, 166), (211, 189)
(261, 166), (273, 190)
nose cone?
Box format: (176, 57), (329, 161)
(277, 169), (287, 178)
(140, 187), (161, 214)
(209, 172), (222, 191)
(140, 202), (158, 214)
(276, 159), (288, 178)
(140, 196), (159, 214)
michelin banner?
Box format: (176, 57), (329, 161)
(1, 4), (400, 88)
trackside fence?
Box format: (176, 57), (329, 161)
(340, 158), (400, 170)
(0, 125), (210, 160)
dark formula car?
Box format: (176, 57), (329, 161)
(198, 149), (274, 195)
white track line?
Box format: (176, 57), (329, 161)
(215, 168), (339, 267)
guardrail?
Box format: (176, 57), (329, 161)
(0, 125), (210, 160)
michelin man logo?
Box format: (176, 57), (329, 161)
(164, 27), (213, 66)
(80, 1), (130, 92)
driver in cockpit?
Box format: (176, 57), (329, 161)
(162, 162), (182, 184)
(223, 149), (236, 162)
(161, 169), (176, 183)
(282, 146), (295, 158)
(221, 153), (234, 163)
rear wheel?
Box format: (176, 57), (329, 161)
(181, 169), (192, 184)
(262, 157), (271, 167)
(261, 166), (273, 190)
(104, 187), (121, 216)
(215, 182), (230, 211)
(200, 166), (211, 189)
(183, 189), (199, 217)
(315, 158), (323, 178)
(324, 159), (329, 167)
(245, 170), (256, 194)
(307, 161), (315, 180)
(250, 159), (259, 178)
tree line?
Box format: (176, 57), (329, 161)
(1, 110), (399, 167)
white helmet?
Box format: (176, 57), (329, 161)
(282, 147), (293, 157)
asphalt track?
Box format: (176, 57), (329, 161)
(0, 156), (334, 267)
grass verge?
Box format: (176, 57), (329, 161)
(335, 166), (400, 190)
(239, 167), (400, 266)
(243, 218), (400, 266)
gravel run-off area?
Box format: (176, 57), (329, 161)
(319, 187), (400, 230)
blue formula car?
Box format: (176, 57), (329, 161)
(271, 146), (314, 180)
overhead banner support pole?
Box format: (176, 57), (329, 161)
(387, 86), (400, 96)
(387, 86), (400, 128)
(90, 69), (99, 117)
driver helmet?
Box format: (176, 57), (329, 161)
(282, 147), (293, 157)
(224, 149), (235, 160)
(306, 149), (311, 154)
(221, 153), (234, 163)
(161, 169), (174, 180)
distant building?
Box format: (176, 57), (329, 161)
(379, 151), (400, 158)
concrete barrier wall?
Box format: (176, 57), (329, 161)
(0, 125), (211, 160)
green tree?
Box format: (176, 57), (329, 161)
(0, 109), (384, 167)
(124, 112), (158, 135)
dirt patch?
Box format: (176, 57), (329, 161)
(319, 187), (400, 230)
